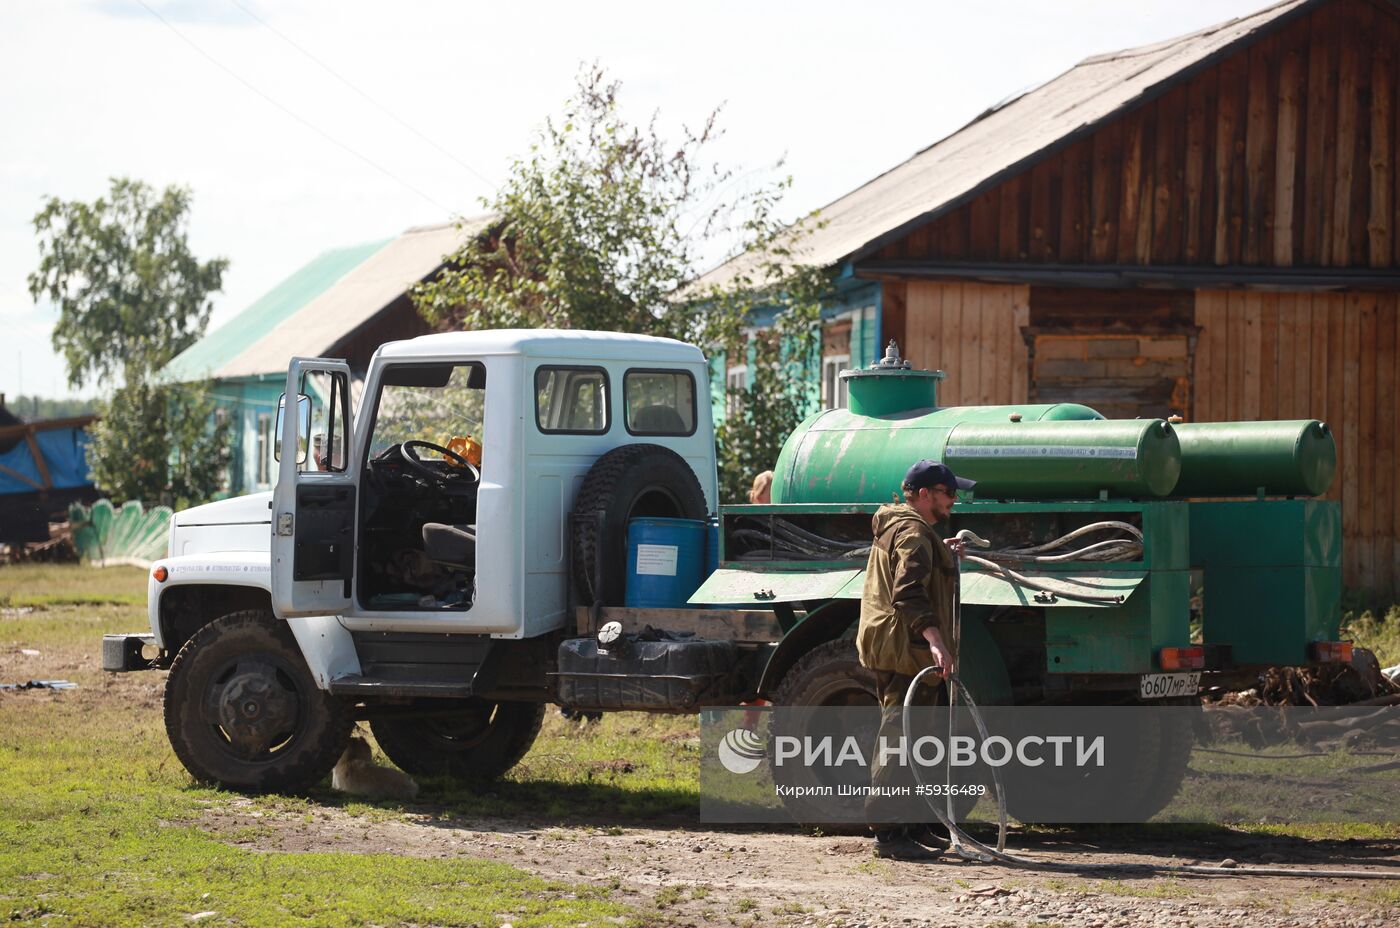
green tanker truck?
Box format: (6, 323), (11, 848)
(109, 331), (1348, 819)
(599, 340), (1344, 819)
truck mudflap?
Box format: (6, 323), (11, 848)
(102, 633), (159, 672)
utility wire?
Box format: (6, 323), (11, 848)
(226, 0), (498, 194)
(134, 0), (455, 216)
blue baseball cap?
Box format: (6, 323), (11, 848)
(903, 459), (976, 493)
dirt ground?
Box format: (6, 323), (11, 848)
(4, 586), (1396, 928)
(199, 793), (1399, 928)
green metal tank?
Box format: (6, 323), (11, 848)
(772, 342), (1182, 503)
(1171, 420), (1336, 498)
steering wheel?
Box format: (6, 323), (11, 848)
(399, 440), (480, 486)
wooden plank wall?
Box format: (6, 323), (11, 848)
(1194, 290), (1399, 594)
(901, 281), (1029, 406)
(1031, 334), (1192, 421)
(872, 0), (1400, 269)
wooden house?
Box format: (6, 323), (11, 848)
(699, 0), (1400, 595)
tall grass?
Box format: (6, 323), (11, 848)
(1343, 603), (1400, 668)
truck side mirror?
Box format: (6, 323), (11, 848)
(274, 393), (312, 464)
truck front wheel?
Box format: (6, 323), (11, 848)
(369, 699), (545, 783)
(163, 610), (353, 793)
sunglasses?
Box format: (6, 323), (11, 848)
(905, 484), (958, 499)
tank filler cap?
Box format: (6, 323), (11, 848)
(842, 340), (946, 381)
(597, 621), (629, 658)
(872, 340), (912, 370)
(1167, 414), (1184, 424)
(1009, 412), (1023, 423)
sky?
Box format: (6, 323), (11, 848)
(1, 0), (1270, 402)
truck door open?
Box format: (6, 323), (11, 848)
(272, 358), (357, 618)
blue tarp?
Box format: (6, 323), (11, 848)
(0, 426), (92, 495)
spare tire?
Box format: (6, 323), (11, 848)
(572, 443), (708, 606)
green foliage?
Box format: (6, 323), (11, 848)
(696, 180), (830, 501)
(414, 64), (728, 340)
(2, 395), (98, 420)
(86, 378), (231, 509)
(28, 177), (232, 507)
(1342, 604), (1400, 668)
(412, 65), (829, 499)
(711, 322), (819, 503)
(30, 177), (229, 389)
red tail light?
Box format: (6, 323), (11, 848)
(1158, 646), (1205, 670)
(1309, 641), (1353, 663)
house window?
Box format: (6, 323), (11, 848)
(821, 354), (850, 410)
(256, 413), (272, 487)
(213, 407), (231, 492)
(726, 365), (748, 418)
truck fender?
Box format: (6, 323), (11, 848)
(755, 599), (858, 699)
(148, 553), (273, 649)
(756, 600), (1014, 706)
(148, 553), (360, 688)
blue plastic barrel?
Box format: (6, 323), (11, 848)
(625, 517), (707, 608)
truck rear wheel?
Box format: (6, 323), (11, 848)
(1138, 698), (1198, 819)
(163, 609), (353, 794)
(571, 443), (708, 606)
(770, 640), (981, 830)
(768, 640), (877, 830)
(369, 699), (545, 783)
(1003, 704), (1193, 824)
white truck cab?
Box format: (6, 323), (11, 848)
(112, 330), (720, 793)
(272, 329), (715, 635)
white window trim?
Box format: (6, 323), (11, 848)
(255, 413), (272, 488)
(821, 353), (850, 410)
(725, 365), (748, 417)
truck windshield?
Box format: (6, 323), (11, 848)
(367, 363), (487, 463)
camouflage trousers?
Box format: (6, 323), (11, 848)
(865, 669), (945, 828)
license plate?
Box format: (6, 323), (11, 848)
(1139, 672), (1200, 700)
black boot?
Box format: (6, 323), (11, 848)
(873, 828), (943, 861)
(905, 824), (950, 851)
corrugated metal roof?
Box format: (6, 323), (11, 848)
(163, 239), (391, 382)
(692, 0), (1314, 292)
(167, 217), (493, 381)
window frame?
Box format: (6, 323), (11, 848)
(360, 361), (487, 468)
(821, 353), (850, 410)
(256, 412), (272, 488)
(534, 364), (611, 435)
(623, 367), (699, 438)
(725, 364), (748, 419)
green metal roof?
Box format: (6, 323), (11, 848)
(162, 238), (392, 383)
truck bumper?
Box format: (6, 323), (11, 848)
(102, 633), (159, 672)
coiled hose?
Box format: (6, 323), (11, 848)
(954, 522), (1142, 605)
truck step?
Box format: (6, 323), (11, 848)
(327, 675), (474, 699)
(333, 631), (494, 700)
